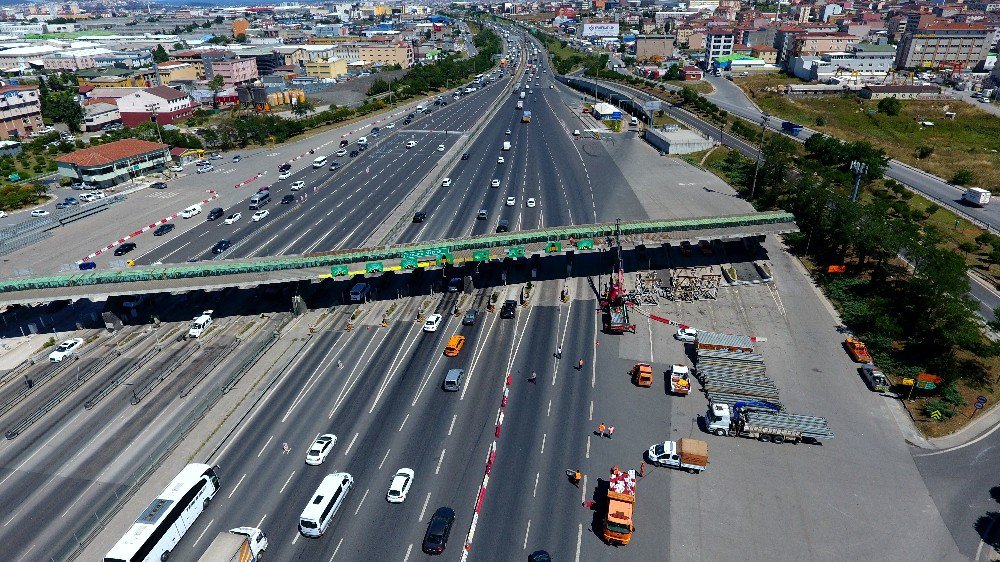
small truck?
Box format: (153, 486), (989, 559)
(860, 362), (891, 393)
(669, 364), (691, 395)
(603, 467), (636, 545)
(646, 438), (708, 473)
(198, 527), (268, 562)
(843, 337), (872, 363)
(631, 363), (653, 387)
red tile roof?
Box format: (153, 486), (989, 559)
(143, 86), (189, 101)
(0, 85), (36, 94)
(56, 139), (168, 168)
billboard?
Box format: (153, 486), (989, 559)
(580, 23), (619, 37)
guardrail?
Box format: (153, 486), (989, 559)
(130, 344), (200, 405)
(222, 331), (278, 394)
(0, 355), (77, 417)
(0, 212), (796, 295)
(180, 338), (240, 398)
(0, 195), (125, 257)
(84, 345), (160, 410)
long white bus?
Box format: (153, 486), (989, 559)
(104, 463), (220, 562)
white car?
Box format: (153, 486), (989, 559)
(30, 210), (50, 217)
(197, 164), (214, 173)
(49, 337), (84, 362)
(224, 213), (241, 225)
(290, 181), (305, 191)
(497, 156), (505, 164)
(278, 170), (292, 180)
(573, 129), (581, 136)
(506, 196), (516, 206)
(169, 165), (183, 172)
(437, 144), (445, 152)
(526, 198), (536, 208)
(0, 210), (7, 218)
(386, 468), (414, 503)
(423, 313), (443, 332)
(505, 129), (511, 135)
(305, 434), (338, 466)
(491, 179), (501, 188)
(550, 84), (554, 89)
(336, 149), (347, 157)
(406, 140), (417, 148)
(442, 178), (452, 187)
(675, 327), (698, 342)
(251, 210), (269, 222)
(385, 122), (396, 129)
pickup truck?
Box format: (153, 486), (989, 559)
(646, 438), (708, 473)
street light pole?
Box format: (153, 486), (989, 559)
(850, 160), (868, 202)
(749, 111), (769, 200)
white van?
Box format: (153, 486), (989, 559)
(357, 136), (368, 146)
(180, 204), (202, 218)
(630, 116), (639, 126)
(313, 155), (328, 168)
(299, 473), (353, 537)
(188, 310), (213, 338)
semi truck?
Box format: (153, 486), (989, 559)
(645, 438), (708, 473)
(781, 121), (803, 135)
(603, 467), (636, 545)
(197, 527), (268, 562)
(962, 187), (992, 207)
(706, 401), (834, 444)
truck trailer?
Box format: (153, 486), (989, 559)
(962, 187), (992, 207)
(197, 527), (268, 562)
(604, 467), (636, 545)
(707, 402), (834, 444)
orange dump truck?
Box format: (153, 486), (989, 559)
(631, 363), (653, 387)
(604, 467), (636, 545)
(844, 337), (872, 363)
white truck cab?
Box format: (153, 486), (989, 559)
(188, 310), (214, 338)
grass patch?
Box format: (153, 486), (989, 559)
(603, 120), (623, 132)
(902, 357), (1000, 437)
(36, 336), (57, 353)
(732, 72), (810, 98)
(665, 79), (713, 94)
(653, 112), (679, 127)
(734, 79), (1000, 186)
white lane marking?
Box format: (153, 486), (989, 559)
(280, 471), (295, 494)
(523, 519), (531, 550)
(547, 400), (552, 417)
(448, 414), (458, 436)
(403, 544), (413, 562)
(914, 419), (1000, 456)
(379, 448), (391, 470)
(331, 537), (343, 560)
(0, 409), (83, 488)
(330, 328), (393, 417)
(192, 518), (214, 547)
(257, 435), (274, 458)
(581, 475), (588, 504)
(256, 513), (267, 530)
(369, 322), (423, 413)
(540, 433), (546, 455)
(228, 474), (246, 499)
(589, 400), (594, 421)
(398, 413), (410, 432)
(419, 492), (431, 521)
(532, 472), (540, 498)
(344, 432), (359, 456)
(281, 343), (340, 422)
(575, 523), (583, 562)
(354, 488), (370, 515)
(459, 307), (502, 401)
(586, 436), (591, 459)
(435, 448), (446, 475)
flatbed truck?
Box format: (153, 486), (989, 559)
(604, 467), (636, 545)
(706, 401), (834, 444)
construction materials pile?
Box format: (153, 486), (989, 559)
(662, 267), (721, 302)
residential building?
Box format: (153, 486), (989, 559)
(0, 85), (42, 140)
(704, 27), (736, 67)
(304, 58), (348, 79)
(357, 43), (414, 68)
(111, 86), (198, 127)
(682, 65), (704, 80)
(789, 32), (858, 64)
(859, 84), (942, 99)
(42, 48), (113, 71)
(210, 58), (259, 86)
(156, 62), (199, 84)
(234, 47), (284, 76)
(894, 23), (992, 70)
(81, 101), (121, 132)
(55, 139), (170, 188)
(751, 45), (777, 64)
(0, 45), (63, 71)
(635, 35), (676, 62)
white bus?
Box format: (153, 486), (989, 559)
(105, 463), (221, 562)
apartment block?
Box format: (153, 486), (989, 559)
(210, 58), (259, 86)
(0, 86), (42, 140)
(894, 23), (992, 70)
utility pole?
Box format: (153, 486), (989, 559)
(749, 111), (769, 200)
(850, 160), (868, 202)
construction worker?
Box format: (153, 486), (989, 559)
(608, 425), (615, 439)
(555, 346), (562, 359)
(578, 358), (585, 370)
(573, 470), (582, 486)
(598, 423), (606, 437)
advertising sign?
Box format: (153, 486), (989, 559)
(581, 23), (619, 37)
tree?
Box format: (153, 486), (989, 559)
(951, 168), (974, 185)
(234, 33), (247, 43)
(664, 63), (680, 80)
(916, 145), (934, 159)
(152, 44), (169, 63)
(214, 15), (224, 24)
(958, 241), (977, 256)
(207, 75), (225, 109)
(42, 91), (84, 132)
(290, 99), (315, 117)
(876, 97), (902, 116)
(173, 42), (185, 51)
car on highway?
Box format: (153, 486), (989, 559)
(387, 468), (414, 503)
(232, 155), (241, 163)
(371, 127), (380, 136)
(30, 209), (50, 217)
(349, 150), (359, 158)
(462, 309), (478, 326)
(153, 223), (175, 236)
(278, 163), (291, 174)
(212, 239), (232, 254)
(477, 208), (488, 220)
(500, 299), (517, 319)
(461, 153), (470, 160)
(675, 327), (698, 342)
(441, 177), (452, 187)
(528, 551), (552, 562)
(149, 181), (167, 190)
(423, 314), (443, 332)
(196, 164), (214, 173)
(329, 162), (342, 171)
(549, 85), (554, 89)
(278, 170), (292, 180)
(422, 507), (455, 555)
(209, 153), (223, 160)
(224, 213), (242, 225)
(505, 129), (511, 135)
(496, 219), (509, 233)
(526, 198), (536, 208)
(445, 335), (466, 356)
(506, 196), (516, 206)
(281, 194), (295, 204)
(251, 210), (269, 222)
(406, 140), (417, 148)
(437, 144), (445, 152)
(305, 434), (338, 466)
(340, 139), (349, 148)
(573, 129), (581, 136)
(497, 156), (505, 164)
(113, 242), (136, 256)
(169, 165), (183, 172)
(48, 337), (84, 362)
(413, 211), (427, 223)
(447, 277), (463, 292)
(385, 122), (396, 129)
(207, 207), (225, 221)
(403, 118), (412, 125)
(336, 149), (347, 157)
(290, 181), (305, 191)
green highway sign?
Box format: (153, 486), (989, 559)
(473, 250), (491, 262)
(366, 262), (384, 273)
(331, 265), (349, 276)
(508, 247), (525, 258)
(403, 247), (447, 260)
(400, 257), (418, 269)
(577, 239), (594, 250)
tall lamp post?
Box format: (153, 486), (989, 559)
(850, 160), (868, 202)
(749, 111), (770, 200)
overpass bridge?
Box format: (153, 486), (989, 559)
(0, 212), (797, 304)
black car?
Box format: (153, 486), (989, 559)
(371, 127), (380, 135)
(461, 153), (470, 160)
(329, 162), (342, 171)
(447, 277), (462, 292)
(349, 150), (359, 158)
(422, 507), (455, 555)
(113, 242), (136, 256)
(496, 219), (509, 233)
(278, 163), (291, 173)
(403, 119), (412, 125)
(149, 181), (168, 189)
(281, 194), (295, 204)
(407, 113), (415, 119)
(500, 299), (517, 319)
(340, 139), (349, 148)
(528, 551), (552, 562)
(413, 211), (427, 223)
(206, 207), (225, 221)
(153, 223), (175, 236)
(212, 239), (232, 254)
(462, 309), (478, 326)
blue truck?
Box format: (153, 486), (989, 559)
(781, 121), (803, 135)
